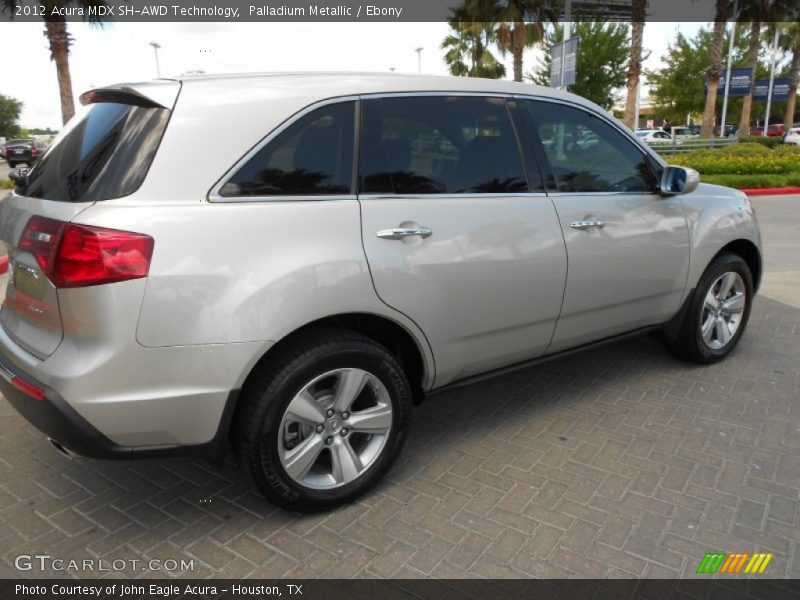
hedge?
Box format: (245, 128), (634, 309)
(701, 173), (800, 189)
(737, 136), (784, 148)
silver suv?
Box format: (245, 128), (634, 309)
(0, 74), (761, 512)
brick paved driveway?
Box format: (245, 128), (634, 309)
(0, 196), (798, 580)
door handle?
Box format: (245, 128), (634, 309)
(376, 226), (433, 240)
(570, 219), (606, 230)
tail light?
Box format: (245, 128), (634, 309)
(30, 147), (38, 157)
(19, 216), (154, 288)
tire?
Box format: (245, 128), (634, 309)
(232, 328), (412, 512)
(668, 252), (753, 364)
(7, 161), (15, 169)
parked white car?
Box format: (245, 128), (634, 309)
(784, 127), (800, 146)
(636, 129), (679, 145)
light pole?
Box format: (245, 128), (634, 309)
(414, 47), (423, 75)
(150, 42), (162, 78)
(719, 0), (738, 138)
(763, 26), (780, 137)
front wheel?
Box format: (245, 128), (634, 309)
(668, 252), (753, 364)
(233, 329), (412, 512)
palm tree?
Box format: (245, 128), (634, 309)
(622, 0), (646, 130)
(442, 20), (507, 79)
(495, 0), (560, 82)
(780, 22), (800, 129)
(1, 0), (109, 125)
(700, 0), (734, 137)
(442, 2), (506, 79)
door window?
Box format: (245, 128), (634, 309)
(219, 101), (355, 197)
(522, 100), (657, 193)
(359, 96), (528, 195)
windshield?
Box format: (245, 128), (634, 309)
(7, 139), (33, 145)
(635, 132), (648, 137)
(22, 102), (170, 203)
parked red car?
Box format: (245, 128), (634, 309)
(750, 123), (785, 137)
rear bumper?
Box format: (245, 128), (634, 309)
(0, 351), (237, 462)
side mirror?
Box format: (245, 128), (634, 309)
(660, 165), (699, 196)
(8, 168), (21, 184)
(8, 168), (28, 190)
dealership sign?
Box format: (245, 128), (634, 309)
(705, 68), (753, 97)
(705, 69), (791, 102)
(550, 38), (579, 88)
(754, 78), (791, 102)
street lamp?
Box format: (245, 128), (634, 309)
(150, 42), (162, 78)
(414, 47), (423, 75)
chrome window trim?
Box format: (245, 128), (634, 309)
(358, 192), (548, 201)
(211, 194), (359, 203)
(208, 90), (658, 204)
(208, 95), (360, 203)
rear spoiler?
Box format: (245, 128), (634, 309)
(79, 81), (181, 110)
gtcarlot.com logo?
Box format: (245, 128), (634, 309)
(696, 552), (773, 575)
(14, 554), (194, 573)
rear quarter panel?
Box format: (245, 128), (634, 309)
(71, 199), (436, 389)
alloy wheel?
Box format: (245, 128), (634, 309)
(275, 368), (393, 489)
(699, 271), (746, 350)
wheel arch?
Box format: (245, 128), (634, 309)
(718, 238), (762, 291)
(235, 312), (432, 412)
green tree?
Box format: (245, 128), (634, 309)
(700, 0), (734, 137)
(622, 0), (646, 130)
(442, 2), (506, 79)
(495, 0), (560, 82)
(647, 27), (749, 126)
(0, 94), (23, 138)
(529, 22), (630, 109)
(779, 22), (800, 128)
(735, 0), (795, 134)
(1, 0), (110, 125)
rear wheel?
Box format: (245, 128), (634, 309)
(668, 253), (753, 363)
(233, 329), (412, 512)
(7, 161), (16, 169)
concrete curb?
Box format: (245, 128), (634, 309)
(743, 187), (800, 196)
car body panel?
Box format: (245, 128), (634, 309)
(546, 190), (690, 352)
(360, 194), (567, 387)
(678, 183), (762, 297)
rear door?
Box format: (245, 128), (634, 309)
(358, 94), (567, 386)
(519, 98), (690, 352)
(0, 83), (177, 359)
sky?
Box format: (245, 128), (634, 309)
(0, 21), (702, 130)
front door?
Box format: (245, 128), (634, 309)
(519, 99), (691, 352)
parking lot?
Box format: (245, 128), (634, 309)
(0, 194), (798, 580)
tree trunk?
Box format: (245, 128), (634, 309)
(700, 14), (727, 137)
(622, 0), (646, 130)
(44, 19), (75, 125)
(739, 21), (761, 137)
(512, 20), (524, 82)
(784, 45), (799, 129)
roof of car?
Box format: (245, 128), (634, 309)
(167, 70), (593, 107)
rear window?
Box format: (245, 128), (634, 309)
(22, 102), (169, 203)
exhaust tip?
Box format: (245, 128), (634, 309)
(48, 438), (75, 460)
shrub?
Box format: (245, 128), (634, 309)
(701, 173), (800, 189)
(720, 143), (771, 156)
(671, 147), (800, 175)
(737, 136), (783, 148)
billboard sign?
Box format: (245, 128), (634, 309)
(705, 68), (753, 97)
